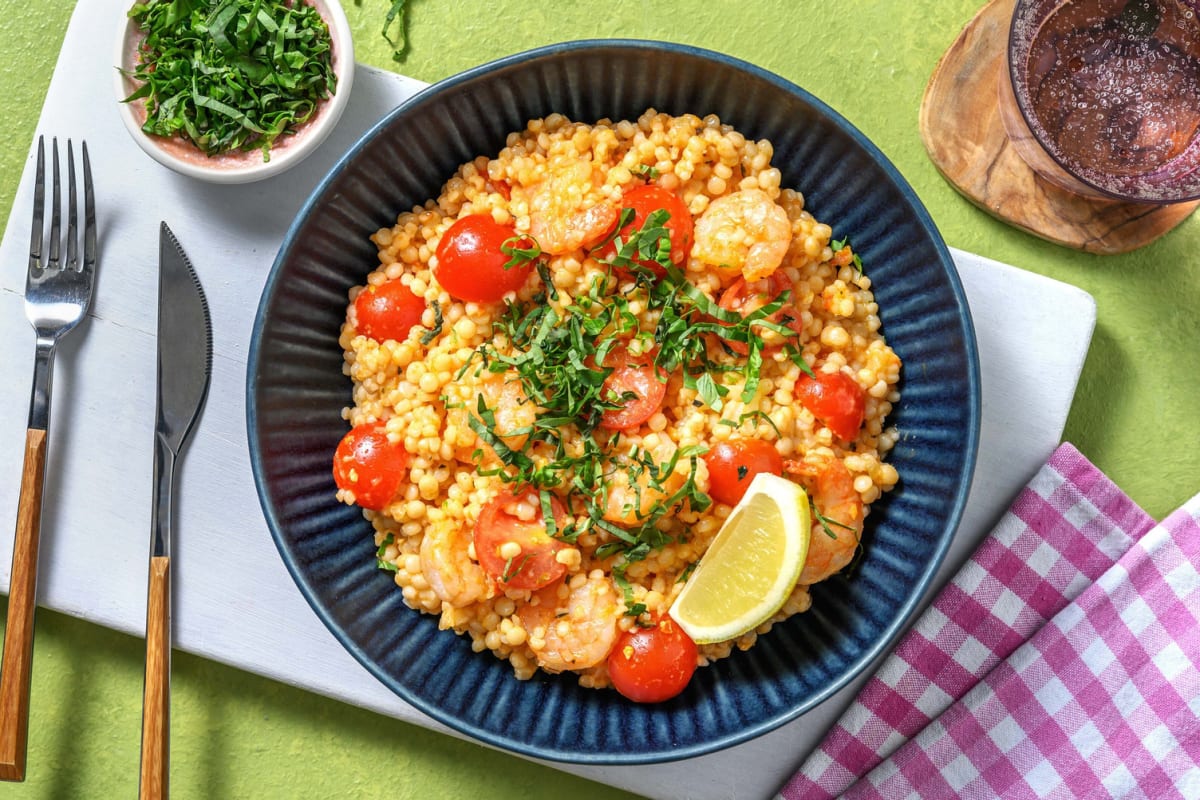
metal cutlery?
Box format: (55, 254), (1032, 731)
(0, 136), (96, 782)
(139, 223), (212, 800)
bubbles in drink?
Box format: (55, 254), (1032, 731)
(1015, 0), (1200, 199)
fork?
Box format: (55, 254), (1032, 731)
(0, 136), (96, 782)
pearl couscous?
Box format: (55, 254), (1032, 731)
(333, 110), (901, 699)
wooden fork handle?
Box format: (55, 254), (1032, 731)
(140, 555), (170, 800)
(0, 428), (48, 782)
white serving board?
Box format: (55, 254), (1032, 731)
(0, 2), (1096, 798)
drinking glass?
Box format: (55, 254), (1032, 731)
(999, 0), (1200, 203)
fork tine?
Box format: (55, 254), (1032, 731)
(47, 139), (61, 270)
(81, 141), (96, 281)
(27, 137), (44, 272)
(66, 141), (78, 271)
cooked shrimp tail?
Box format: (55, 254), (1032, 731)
(785, 453), (862, 585)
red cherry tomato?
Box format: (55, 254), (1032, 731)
(434, 214), (532, 303)
(716, 272), (797, 355)
(488, 180), (512, 201)
(332, 425), (408, 511)
(703, 438), (784, 507)
(598, 185), (694, 276)
(608, 616), (698, 703)
(474, 488), (569, 591)
(353, 279), (426, 342)
(597, 350), (668, 431)
(796, 370), (866, 441)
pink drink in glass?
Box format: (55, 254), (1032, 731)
(1003, 0), (1200, 203)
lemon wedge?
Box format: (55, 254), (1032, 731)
(670, 472), (811, 644)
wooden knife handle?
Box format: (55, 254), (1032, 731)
(0, 428), (48, 782)
(140, 555), (170, 800)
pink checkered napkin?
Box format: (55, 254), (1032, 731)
(781, 443), (1156, 800)
(842, 493), (1200, 799)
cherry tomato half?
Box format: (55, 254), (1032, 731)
(434, 214), (532, 303)
(597, 350), (669, 431)
(795, 370), (866, 441)
(354, 279), (426, 343)
(598, 185), (694, 276)
(608, 616), (698, 703)
(332, 424), (409, 511)
(716, 272), (798, 355)
(474, 488), (569, 591)
(703, 438), (784, 507)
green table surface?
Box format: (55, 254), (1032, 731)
(2, 1), (1198, 798)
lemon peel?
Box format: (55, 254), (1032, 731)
(670, 473), (810, 644)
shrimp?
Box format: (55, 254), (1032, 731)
(514, 161), (618, 255)
(419, 523), (491, 608)
(448, 375), (540, 464)
(602, 436), (689, 525)
(786, 453), (863, 585)
(518, 573), (622, 672)
(692, 188), (792, 281)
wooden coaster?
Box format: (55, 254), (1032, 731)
(920, 0), (1200, 255)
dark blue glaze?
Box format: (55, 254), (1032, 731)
(246, 40), (981, 764)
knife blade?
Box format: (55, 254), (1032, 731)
(140, 223), (212, 800)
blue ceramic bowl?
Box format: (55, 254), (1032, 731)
(247, 40), (980, 764)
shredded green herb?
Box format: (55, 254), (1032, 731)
(419, 299), (443, 345)
(375, 534), (398, 572)
(810, 497), (856, 541)
(351, 0), (410, 61)
(123, 0), (338, 161)
(830, 236), (865, 277)
(500, 553), (532, 583)
(381, 0), (409, 61)
(500, 235), (543, 270)
(459, 204), (820, 565)
(612, 564), (648, 617)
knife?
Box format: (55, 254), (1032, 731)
(140, 223), (212, 800)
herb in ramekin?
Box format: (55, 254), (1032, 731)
(123, 0), (337, 161)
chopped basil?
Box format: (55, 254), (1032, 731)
(612, 564), (649, 617)
(419, 299), (443, 345)
(380, 0), (408, 59)
(501, 235), (543, 270)
(124, 0), (337, 161)
(810, 496), (856, 540)
(831, 236), (865, 276)
(500, 553), (532, 584)
(694, 372), (726, 411)
(375, 534), (397, 572)
(463, 205), (817, 565)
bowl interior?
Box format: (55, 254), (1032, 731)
(248, 40), (980, 764)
